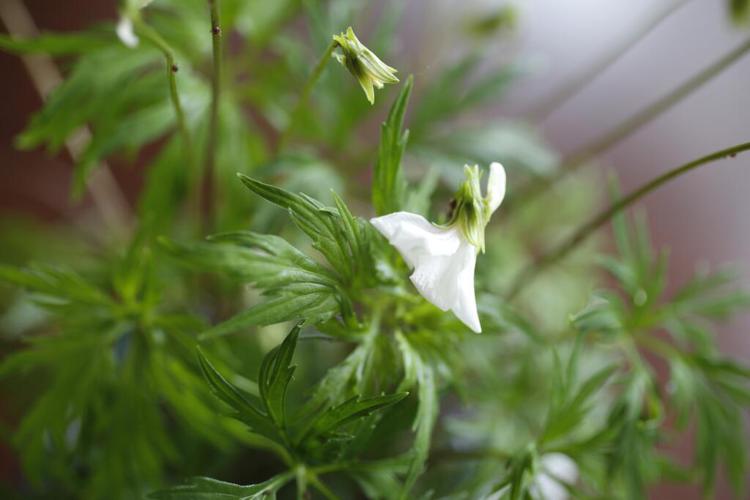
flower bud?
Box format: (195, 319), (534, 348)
(446, 163), (506, 252)
(332, 27), (399, 105)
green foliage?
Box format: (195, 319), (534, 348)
(569, 209), (750, 497)
(372, 75), (412, 215)
(0, 30), (112, 55)
(151, 474), (295, 500)
(1, 1), (748, 499)
(163, 231), (344, 338)
(410, 54), (525, 140)
(157, 324), (407, 497)
(0, 254), (234, 498)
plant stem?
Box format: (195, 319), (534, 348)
(135, 22), (197, 180)
(527, 0), (687, 123)
(508, 36), (750, 214)
(277, 40), (337, 152)
(505, 142), (750, 300)
(203, 0), (222, 234)
(307, 472), (338, 500)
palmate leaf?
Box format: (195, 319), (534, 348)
(542, 338), (617, 446)
(668, 353), (750, 495)
(16, 46), (159, 148)
(600, 205), (749, 350)
(180, 324), (408, 497)
(161, 232), (345, 338)
(372, 75), (412, 216)
(150, 473), (294, 500)
(237, 174), (376, 286)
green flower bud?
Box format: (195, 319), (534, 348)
(332, 27), (399, 105)
(445, 163), (506, 252)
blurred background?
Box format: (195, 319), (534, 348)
(1, 0), (748, 498)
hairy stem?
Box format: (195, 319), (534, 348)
(527, 0), (687, 123)
(277, 40), (337, 152)
(203, 0), (222, 234)
(509, 36), (750, 214)
(506, 142), (750, 300)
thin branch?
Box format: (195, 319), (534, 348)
(135, 21), (198, 184)
(202, 0), (222, 234)
(508, 37), (750, 214)
(527, 0), (688, 123)
(0, 0), (132, 239)
(505, 142), (750, 300)
(277, 40), (337, 152)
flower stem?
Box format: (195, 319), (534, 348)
(135, 22), (197, 180)
(527, 0), (687, 123)
(203, 0), (222, 234)
(505, 142), (750, 300)
(509, 36), (750, 214)
(277, 40), (337, 152)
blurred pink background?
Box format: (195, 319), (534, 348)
(1, 0), (748, 498)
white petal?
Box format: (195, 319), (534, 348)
(370, 212), (482, 333)
(116, 17), (139, 48)
(532, 453), (578, 500)
(486, 162), (506, 214)
(448, 242), (481, 332)
(370, 212), (461, 268)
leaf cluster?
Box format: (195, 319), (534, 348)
(154, 323), (407, 498)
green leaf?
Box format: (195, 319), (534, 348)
(0, 264), (112, 308)
(395, 332), (439, 497)
(162, 232), (344, 338)
(150, 472), (294, 499)
(200, 293), (338, 340)
(196, 348), (276, 437)
(372, 76), (413, 215)
(0, 29), (113, 55)
(237, 174), (376, 289)
(258, 323), (302, 429)
(542, 364), (617, 445)
(300, 392), (408, 444)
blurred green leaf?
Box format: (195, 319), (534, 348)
(373, 75), (413, 215)
(150, 473), (294, 499)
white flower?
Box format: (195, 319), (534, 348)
(487, 453), (578, 500)
(370, 162), (506, 333)
(116, 16), (139, 48)
(531, 453), (579, 500)
(116, 1), (155, 49)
